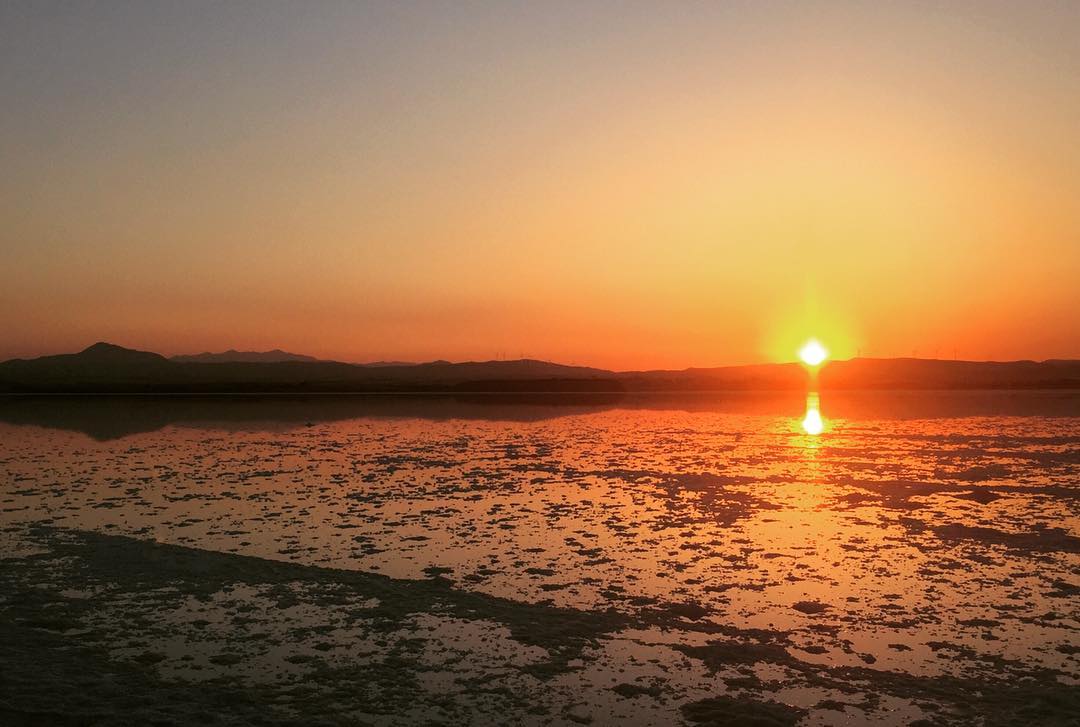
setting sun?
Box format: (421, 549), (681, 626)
(798, 339), (828, 367)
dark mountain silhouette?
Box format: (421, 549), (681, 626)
(0, 345), (614, 393)
(76, 341), (168, 364)
(818, 357), (1080, 390)
(0, 342), (174, 391)
(0, 343), (1078, 393)
(616, 363), (806, 391)
(171, 349), (321, 364)
(617, 358), (1080, 391)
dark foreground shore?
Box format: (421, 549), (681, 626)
(3, 526), (1078, 726)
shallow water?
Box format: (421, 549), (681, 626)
(1, 392), (1078, 725)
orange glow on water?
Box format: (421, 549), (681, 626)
(802, 393), (824, 435)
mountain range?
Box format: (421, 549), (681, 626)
(170, 349), (322, 364)
(0, 342), (1078, 393)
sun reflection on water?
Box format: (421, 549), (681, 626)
(802, 392), (824, 435)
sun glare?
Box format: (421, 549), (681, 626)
(798, 339), (828, 367)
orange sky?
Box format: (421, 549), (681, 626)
(2, 2), (1078, 368)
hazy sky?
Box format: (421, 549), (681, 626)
(3, 1), (1078, 368)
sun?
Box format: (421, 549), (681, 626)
(798, 339), (828, 367)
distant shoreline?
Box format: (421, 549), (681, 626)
(2, 343), (1079, 394)
(3, 388), (1080, 397)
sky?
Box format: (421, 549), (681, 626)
(2, 1), (1078, 369)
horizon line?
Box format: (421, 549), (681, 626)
(2, 340), (1078, 372)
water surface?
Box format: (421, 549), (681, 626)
(1, 392), (1077, 725)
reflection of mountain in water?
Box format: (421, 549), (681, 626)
(1, 391), (1079, 441)
(0, 394), (629, 441)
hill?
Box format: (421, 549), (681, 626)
(171, 349), (320, 364)
(0, 345), (615, 393)
(819, 358), (1080, 390)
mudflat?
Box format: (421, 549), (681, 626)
(1, 392), (1077, 725)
